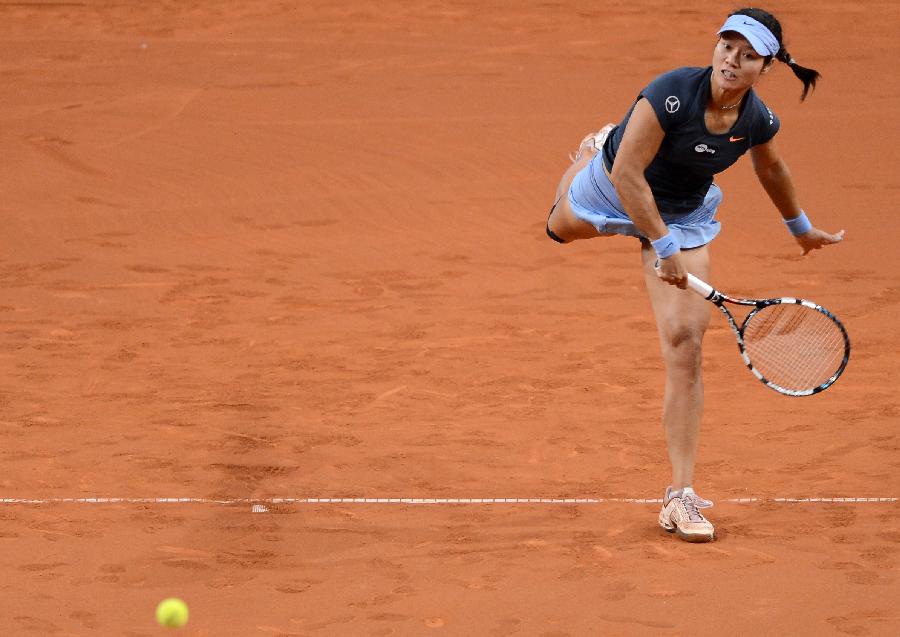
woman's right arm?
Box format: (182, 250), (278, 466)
(610, 98), (688, 288)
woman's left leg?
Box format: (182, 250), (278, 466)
(640, 243), (712, 491)
(641, 242), (716, 541)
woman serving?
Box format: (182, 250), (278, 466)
(546, 8), (844, 542)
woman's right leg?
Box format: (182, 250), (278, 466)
(546, 129), (614, 243)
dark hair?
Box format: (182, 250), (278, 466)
(730, 7), (821, 101)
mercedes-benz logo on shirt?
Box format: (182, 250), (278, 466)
(665, 96), (680, 113)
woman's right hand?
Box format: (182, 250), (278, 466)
(655, 252), (689, 289)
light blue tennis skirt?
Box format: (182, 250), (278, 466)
(568, 155), (722, 249)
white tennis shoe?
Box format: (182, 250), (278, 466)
(658, 486), (715, 543)
(569, 123), (616, 163)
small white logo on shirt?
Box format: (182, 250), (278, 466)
(766, 107), (774, 125)
(665, 96), (680, 113)
(694, 144), (716, 154)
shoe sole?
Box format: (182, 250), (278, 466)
(660, 521), (715, 543)
(569, 123), (616, 162)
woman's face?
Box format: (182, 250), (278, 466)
(712, 33), (770, 92)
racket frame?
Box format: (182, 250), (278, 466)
(686, 274), (850, 397)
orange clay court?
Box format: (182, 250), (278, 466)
(1, 1), (899, 635)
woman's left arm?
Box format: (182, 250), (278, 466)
(751, 138), (844, 255)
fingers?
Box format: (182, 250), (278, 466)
(818, 229), (845, 244)
(656, 274), (685, 287)
(653, 252), (688, 287)
(655, 273), (684, 285)
(800, 229), (845, 255)
(801, 242), (820, 256)
(654, 265), (687, 287)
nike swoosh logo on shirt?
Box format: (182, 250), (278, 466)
(729, 136), (746, 142)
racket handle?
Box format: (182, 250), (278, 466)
(686, 273), (715, 299)
(653, 259), (717, 300)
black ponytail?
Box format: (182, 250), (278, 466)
(731, 7), (821, 101)
(774, 47), (821, 101)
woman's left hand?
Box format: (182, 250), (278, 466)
(795, 227), (845, 256)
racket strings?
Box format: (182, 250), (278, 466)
(742, 304), (846, 391)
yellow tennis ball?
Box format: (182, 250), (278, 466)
(155, 598), (189, 628)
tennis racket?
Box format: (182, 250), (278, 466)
(685, 273), (850, 397)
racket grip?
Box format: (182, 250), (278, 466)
(654, 260), (717, 299)
(686, 273), (715, 299)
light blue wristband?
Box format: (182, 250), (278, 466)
(650, 232), (680, 259)
(784, 210), (812, 236)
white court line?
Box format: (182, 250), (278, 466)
(0, 496), (896, 506)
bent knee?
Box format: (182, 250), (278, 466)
(546, 200), (601, 243)
(546, 224), (567, 243)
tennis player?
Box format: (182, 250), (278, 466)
(546, 8), (844, 542)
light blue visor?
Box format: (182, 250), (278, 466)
(718, 14), (780, 56)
